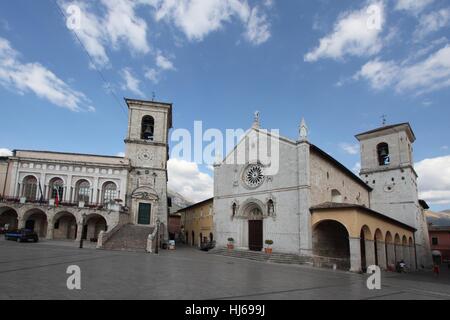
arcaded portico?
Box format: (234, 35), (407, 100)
(0, 202), (119, 242)
(310, 203), (417, 272)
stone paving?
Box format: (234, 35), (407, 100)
(0, 238), (449, 300)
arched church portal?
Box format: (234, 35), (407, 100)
(245, 204), (264, 252)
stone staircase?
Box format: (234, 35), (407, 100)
(101, 224), (154, 252)
(209, 248), (313, 266)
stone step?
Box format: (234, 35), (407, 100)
(210, 248), (312, 266)
(102, 224), (154, 252)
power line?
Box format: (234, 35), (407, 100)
(52, 0), (128, 118)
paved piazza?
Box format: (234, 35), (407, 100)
(0, 239), (449, 300)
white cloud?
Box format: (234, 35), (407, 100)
(156, 52), (175, 70)
(441, 146), (449, 150)
(244, 7), (271, 45)
(340, 143), (360, 155)
(120, 68), (145, 97)
(145, 51), (176, 84)
(0, 37), (93, 112)
(152, 0), (270, 45)
(168, 158), (213, 203)
(0, 148), (12, 157)
(355, 45), (450, 95)
(304, 1), (385, 62)
(354, 59), (399, 89)
(59, 0), (150, 69)
(144, 68), (160, 84)
(395, 0), (434, 14)
(416, 155), (450, 205)
(116, 152), (125, 157)
(101, 0), (150, 54)
(414, 8), (450, 39)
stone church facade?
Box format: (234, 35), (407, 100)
(0, 99), (172, 250)
(214, 116), (432, 272)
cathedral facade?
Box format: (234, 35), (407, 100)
(0, 99), (171, 250)
(214, 117), (432, 272)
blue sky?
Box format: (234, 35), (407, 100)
(0, 0), (449, 208)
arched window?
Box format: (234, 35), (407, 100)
(141, 116), (155, 141)
(331, 189), (343, 203)
(209, 232), (214, 242)
(22, 176), (37, 200)
(76, 180), (90, 203)
(377, 143), (390, 166)
(102, 182), (117, 204)
(49, 178), (64, 200)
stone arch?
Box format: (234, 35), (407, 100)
(360, 225), (374, 272)
(82, 214), (107, 241)
(48, 177), (65, 201)
(21, 175), (39, 200)
(373, 229), (386, 269)
(22, 208), (48, 237)
(52, 211), (77, 240)
(402, 235), (410, 267)
(394, 233), (402, 262)
(238, 198), (266, 219)
(385, 231), (395, 269)
(101, 181), (118, 204)
(312, 220), (350, 270)
(0, 206), (19, 230)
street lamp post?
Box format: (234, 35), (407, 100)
(79, 213), (87, 249)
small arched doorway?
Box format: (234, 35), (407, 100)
(312, 220), (350, 270)
(0, 207), (19, 231)
(192, 231), (195, 246)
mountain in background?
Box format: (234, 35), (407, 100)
(426, 210), (450, 227)
(168, 189), (193, 214)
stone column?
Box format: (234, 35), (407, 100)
(365, 239), (376, 267)
(386, 243), (395, 269)
(403, 245), (410, 267)
(75, 223), (83, 241)
(395, 244), (402, 262)
(349, 237), (362, 273)
(376, 240), (387, 270)
(409, 246), (416, 271)
(18, 217), (26, 229)
(46, 221), (54, 240)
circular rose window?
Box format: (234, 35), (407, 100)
(243, 164), (264, 188)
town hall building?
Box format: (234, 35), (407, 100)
(213, 115), (432, 272)
(0, 99), (172, 251)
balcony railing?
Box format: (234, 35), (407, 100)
(0, 196), (124, 212)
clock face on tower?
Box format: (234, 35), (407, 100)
(138, 150), (153, 162)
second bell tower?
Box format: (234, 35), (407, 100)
(124, 98), (172, 233)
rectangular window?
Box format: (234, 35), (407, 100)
(432, 237), (438, 246)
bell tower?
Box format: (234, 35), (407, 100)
(124, 98), (172, 234)
(356, 123), (431, 267)
(356, 123), (417, 226)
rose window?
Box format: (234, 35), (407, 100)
(243, 164), (264, 188)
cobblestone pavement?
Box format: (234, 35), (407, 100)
(0, 238), (449, 300)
